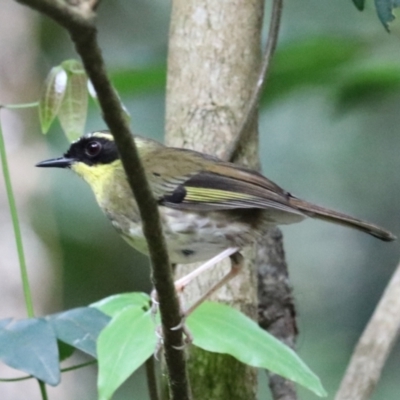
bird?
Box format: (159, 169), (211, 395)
(36, 130), (396, 303)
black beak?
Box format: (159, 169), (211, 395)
(36, 157), (75, 168)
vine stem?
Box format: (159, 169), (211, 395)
(0, 112), (35, 318)
(0, 360), (96, 382)
(38, 380), (49, 400)
(0, 110), (49, 399)
(225, 0), (283, 162)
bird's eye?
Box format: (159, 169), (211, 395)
(85, 141), (102, 157)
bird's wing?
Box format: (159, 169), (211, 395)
(159, 162), (304, 216)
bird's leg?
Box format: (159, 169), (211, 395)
(172, 251), (244, 329)
(152, 247), (239, 313)
(151, 249), (238, 312)
(152, 247), (243, 347)
(174, 247), (240, 292)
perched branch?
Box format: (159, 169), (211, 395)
(335, 261), (400, 400)
(14, 1), (190, 399)
(225, 0), (283, 162)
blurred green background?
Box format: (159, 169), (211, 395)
(1, 0), (400, 399)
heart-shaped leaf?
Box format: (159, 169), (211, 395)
(187, 302), (327, 397)
(48, 307), (110, 358)
(39, 66), (67, 133)
(97, 306), (157, 400)
(58, 59), (88, 142)
(0, 318), (60, 385)
(91, 292), (150, 317)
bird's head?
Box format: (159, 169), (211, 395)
(36, 130), (162, 186)
(36, 131), (120, 189)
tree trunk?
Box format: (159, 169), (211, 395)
(165, 1), (264, 398)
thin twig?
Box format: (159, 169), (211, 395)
(0, 112), (35, 318)
(0, 360), (96, 382)
(38, 381), (48, 400)
(1, 108), (48, 399)
(145, 356), (160, 400)
(225, 0), (283, 162)
(1, 101), (39, 109)
(14, 1), (190, 399)
(334, 261), (400, 400)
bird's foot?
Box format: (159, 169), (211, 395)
(151, 288), (193, 353)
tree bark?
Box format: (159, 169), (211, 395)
(257, 228), (298, 399)
(165, 1), (264, 398)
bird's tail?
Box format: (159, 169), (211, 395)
(289, 197), (396, 242)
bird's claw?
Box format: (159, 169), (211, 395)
(151, 286), (193, 352)
(153, 316), (193, 355)
(171, 318), (193, 348)
(171, 317), (186, 331)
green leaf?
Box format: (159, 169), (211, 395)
(97, 307), (157, 400)
(352, 0), (365, 11)
(0, 318), (60, 385)
(374, 0), (400, 30)
(39, 66), (67, 133)
(58, 59), (88, 142)
(47, 307), (110, 358)
(187, 302), (327, 397)
(91, 292), (151, 317)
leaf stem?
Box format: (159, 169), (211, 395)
(1, 101), (39, 109)
(0, 114), (35, 318)
(38, 380), (49, 400)
(0, 108), (48, 400)
(0, 360), (97, 382)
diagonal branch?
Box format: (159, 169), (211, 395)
(334, 261), (400, 400)
(14, 1), (190, 399)
(225, 0), (283, 162)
